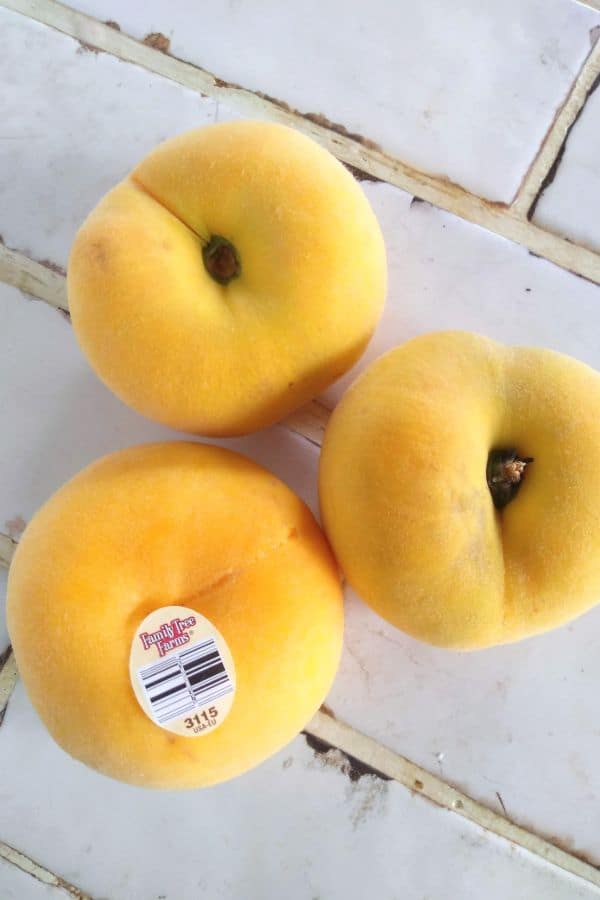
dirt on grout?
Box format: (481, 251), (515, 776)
(343, 162), (381, 183)
(0, 234), (66, 279)
(39, 259), (67, 277)
(528, 70), (600, 221)
(590, 70), (600, 100)
(541, 832), (599, 870)
(0, 645), (12, 671)
(0, 646), (14, 729)
(76, 39), (101, 55)
(304, 732), (392, 783)
(527, 141), (569, 220)
(110, 25), (394, 181)
(211, 73), (383, 159)
(301, 111), (381, 151)
(143, 32), (171, 53)
(105, 20), (121, 31)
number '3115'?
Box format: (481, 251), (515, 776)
(184, 707), (218, 729)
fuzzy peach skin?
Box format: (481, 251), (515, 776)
(7, 443), (343, 788)
(67, 121), (386, 435)
(319, 331), (600, 650)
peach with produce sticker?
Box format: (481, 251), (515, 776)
(130, 606), (236, 737)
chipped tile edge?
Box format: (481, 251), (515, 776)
(305, 710), (600, 890)
(1, 0), (600, 285)
(512, 32), (600, 217)
(0, 840), (91, 899)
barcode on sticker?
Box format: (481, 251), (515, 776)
(137, 637), (234, 725)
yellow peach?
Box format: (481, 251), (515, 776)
(67, 121), (386, 435)
(8, 442), (343, 788)
(319, 331), (600, 649)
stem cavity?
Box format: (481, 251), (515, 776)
(202, 235), (241, 285)
(487, 448), (534, 510)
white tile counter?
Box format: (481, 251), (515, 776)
(2, 2), (600, 898)
(0, 680), (596, 900)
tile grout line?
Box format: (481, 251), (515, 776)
(0, 648), (18, 725)
(1, 0), (600, 285)
(0, 840), (92, 899)
(0, 530), (18, 568)
(511, 34), (600, 217)
(0, 244), (67, 312)
(306, 711), (600, 890)
(278, 398), (331, 447)
(1, 526), (600, 890)
(576, 0), (600, 12)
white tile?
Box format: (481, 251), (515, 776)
(0, 858), (61, 900)
(0, 8), (218, 269)
(533, 81), (600, 252)
(66, 0), (599, 201)
(0, 683), (596, 900)
(329, 592), (600, 864)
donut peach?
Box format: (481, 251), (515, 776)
(8, 442), (343, 787)
(68, 121), (386, 435)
